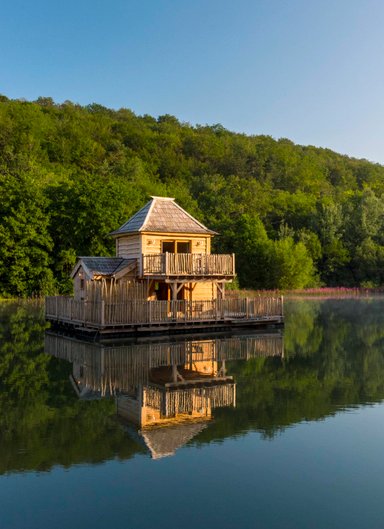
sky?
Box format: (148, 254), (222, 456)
(1, 0), (384, 163)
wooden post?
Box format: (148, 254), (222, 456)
(172, 364), (178, 383)
(221, 359), (226, 376)
(100, 349), (105, 376)
(169, 283), (176, 320)
(246, 297), (249, 319)
(101, 300), (105, 327)
(165, 252), (169, 275)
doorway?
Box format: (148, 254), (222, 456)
(156, 282), (186, 301)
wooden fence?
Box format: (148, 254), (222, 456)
(142, 253), (235, 277)
(45, 296), (283, 328)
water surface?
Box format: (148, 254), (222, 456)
(1, 298), (384, 529)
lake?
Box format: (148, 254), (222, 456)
(1, 297), (384, 529)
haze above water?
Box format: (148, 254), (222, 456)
(1, 298), (384, 529)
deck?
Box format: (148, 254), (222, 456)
(142, 253), (235, 278)
(45, 296), (284, 334)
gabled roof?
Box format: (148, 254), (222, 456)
(110, 196), (217, 236)
(70, 257), (136, 279)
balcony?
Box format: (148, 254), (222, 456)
(141, 253), (235, 278)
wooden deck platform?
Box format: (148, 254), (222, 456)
(45, 296), (284, 336)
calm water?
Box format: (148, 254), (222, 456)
(2, 298), (384, 528)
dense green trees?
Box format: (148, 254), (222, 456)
(1, 96), (384, 296)
(0, 171), (54, 296)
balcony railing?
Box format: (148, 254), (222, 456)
(142, 253), (235, 277)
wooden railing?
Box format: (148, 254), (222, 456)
(46, 296), (283, 328)
(142, 253), (235, 277)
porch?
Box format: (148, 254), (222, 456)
(45, 295), (284, 333)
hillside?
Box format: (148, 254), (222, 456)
(1, 95), (384, 296)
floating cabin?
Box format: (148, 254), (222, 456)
(45, 196), (283, 335)
(46, 331), (283, 458)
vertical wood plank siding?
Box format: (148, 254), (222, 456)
(46, 295), (283, 328)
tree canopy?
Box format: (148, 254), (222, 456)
(1, 96), (384, 295)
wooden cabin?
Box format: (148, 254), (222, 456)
(71, 196), (234, 303)
(46, 196), (283, 334)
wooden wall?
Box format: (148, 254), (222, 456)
(141, 233), (211, 255)
(116, 234), (142, 259)
(191, 281), (217, 301)
(117, 392), (212, 427)
(117, 395), (142, 425)
(73, 266), (86, 301)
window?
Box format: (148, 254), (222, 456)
(161, 241), (191, 253)
(162, 241), (175, 253)
(177, 241), (190, 253)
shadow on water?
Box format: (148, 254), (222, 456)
(2, 297), (384, 472)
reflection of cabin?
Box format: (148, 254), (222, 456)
(46, 331), (283, 459)
(46, 196), (283, 334)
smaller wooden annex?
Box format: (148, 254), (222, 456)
(46, 196), (283, 335)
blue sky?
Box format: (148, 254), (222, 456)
(1, 0), (384, 163)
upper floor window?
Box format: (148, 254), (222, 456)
(162, 241), (191, 253)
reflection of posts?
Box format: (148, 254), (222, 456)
(45, 331), (283, 400)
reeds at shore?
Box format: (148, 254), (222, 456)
(227, 287), (384, 298)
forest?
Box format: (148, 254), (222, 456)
(1, 95), (384, 296)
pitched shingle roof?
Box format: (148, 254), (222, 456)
(110, 196), (216, 236)
(140, 420), (208, 459)
(71, 257), (136, 278)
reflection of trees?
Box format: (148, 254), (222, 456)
(0, 302), (49, 400)
(196, 298), (384, 443)
(0, 302), (143, 474)
(3, 299), (384, 471)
